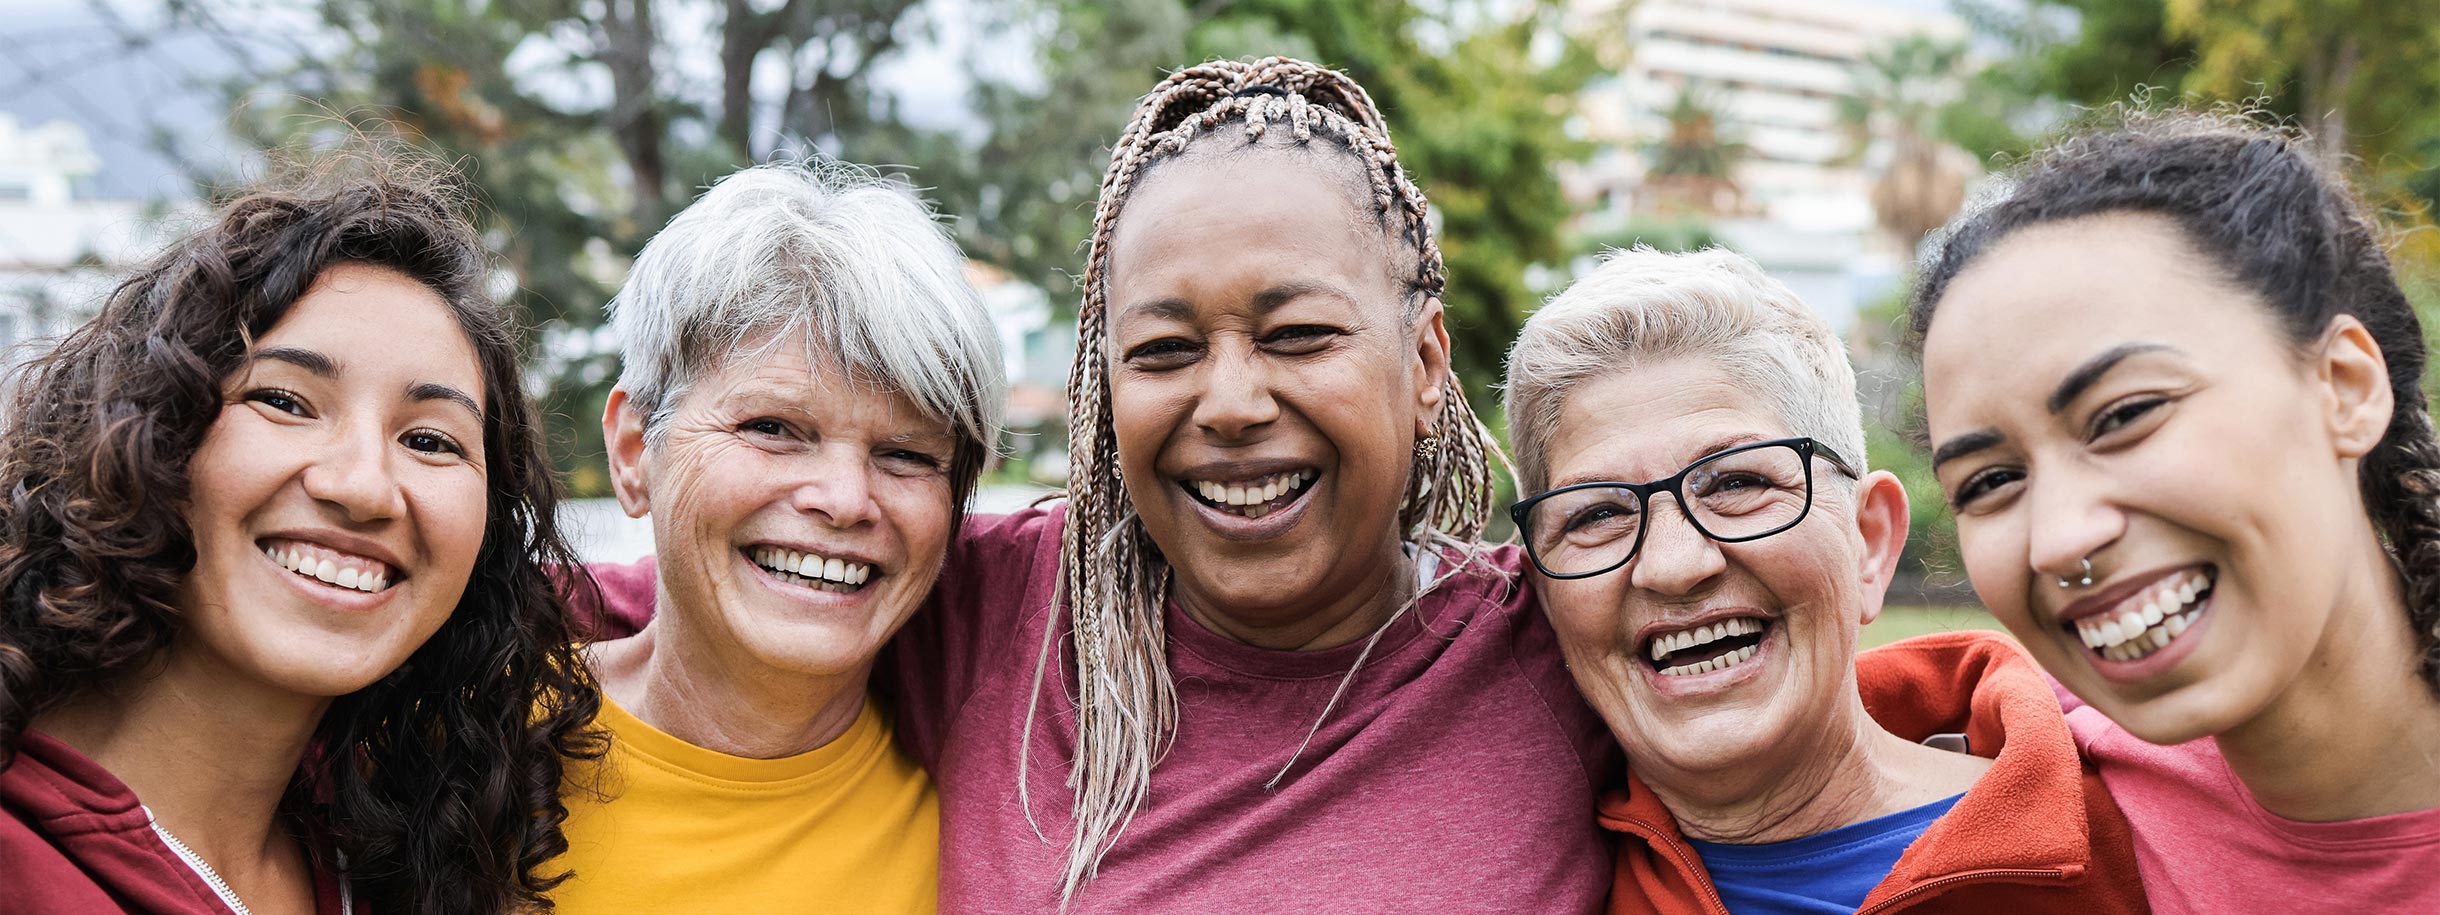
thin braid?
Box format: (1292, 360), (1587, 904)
(1023, 57), (1505, 906)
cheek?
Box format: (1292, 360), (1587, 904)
(1955, 518), (2035, 627)
(415, 468), (493, 579)
(879, 480), (955, 568)
(1107, 376), (1189, 460)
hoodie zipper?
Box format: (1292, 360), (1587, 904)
(1854, 867), (2070, 914)
(150, 815), (254, 915)
(145, 806), (354, 915)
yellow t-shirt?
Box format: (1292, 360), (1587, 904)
(549, 693), (939, 914)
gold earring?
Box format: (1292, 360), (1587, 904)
(1413, 435), (1440, 460)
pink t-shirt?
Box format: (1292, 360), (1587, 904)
(582, 504), (1616, 913)
(2056, 683), (2440, 914)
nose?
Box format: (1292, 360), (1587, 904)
(789, 445), (883, 529)
(300, 420), (406, 524)
(1626, 494), (1727, 597)
(1191, 340), (1280, 441)
(2024, 460), (2125, 588)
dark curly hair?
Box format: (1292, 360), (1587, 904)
(1909, 108), (2440, 695)
(0, 145), (604, 914)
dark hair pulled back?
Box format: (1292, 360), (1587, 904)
(1909, 108), (2440, 694)
(0, 144), (603, 914)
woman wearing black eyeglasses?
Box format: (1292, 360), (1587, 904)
(1503, 247), (2148, 915)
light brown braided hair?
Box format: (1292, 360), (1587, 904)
(1026, 57), (1505, 903)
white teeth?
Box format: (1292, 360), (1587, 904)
(1657, 643), (1760, 677)
(752, 546), (874, 587)
(336, 567), (360, 589)
(2072, 570), (2215, 661)
(266, 542), (391, 593)
(1189, 470), (1318, 507)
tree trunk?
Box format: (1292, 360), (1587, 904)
(602, 0), (667, 226)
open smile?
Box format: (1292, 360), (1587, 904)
(261, 537), (399, 595)
(1643, 616), (1771, 677)
(1178, 468), (1319, 520)
(745, 545), (877, 595)
(2065, 565), (2215, 664)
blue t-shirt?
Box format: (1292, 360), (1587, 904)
(1685, 793), (1964, 915)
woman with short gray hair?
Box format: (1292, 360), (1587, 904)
(549, 160), (1004, 914)
(1505, 247), (2146, 914)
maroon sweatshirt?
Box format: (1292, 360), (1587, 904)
(1, 729), (350, 914)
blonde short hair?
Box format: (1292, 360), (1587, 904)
(1503, 246), (1865, 494)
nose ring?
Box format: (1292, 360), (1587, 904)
(2056, 557), (2093, 589)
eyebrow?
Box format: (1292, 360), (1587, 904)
(252, 346), (481, 420)
(409, 381), (484, 420)
(1929, 428), (2005, 470)
(2046, 343), (2173, 415)
(252, 345), (338, 378)
(1118, 282), (1357, 324)
(1547, 432), (1773, 488)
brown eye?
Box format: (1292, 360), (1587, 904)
(2090, 398), (2165, 439)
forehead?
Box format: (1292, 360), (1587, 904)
(691, 328), (948, 436)
(1922, 214), (2284, 427)
(1544, 357), (1792, 483)
(258, 263), (484, 397)
(1105, 141), (1395, 299)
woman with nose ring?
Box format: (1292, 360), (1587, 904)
(577, 57), (1615, 912)
(1914, 109), (2440, 913)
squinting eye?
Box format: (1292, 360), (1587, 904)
(247, 389), (307, 416)
(403, 431), (464, 456)
(2091, 398), (2165, 439)
(1950, 467), (2023, 508)
(742, 419), (788, 436)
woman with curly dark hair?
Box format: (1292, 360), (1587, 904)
(0, 147), (601, 915)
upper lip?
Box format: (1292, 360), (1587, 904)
(259, 528), (408, 578)
(1633, 606), (1775, 649)
(1168, 457), (1321, 484)
(745, 540), (884, 571)
(2054, 564), (2199, 624)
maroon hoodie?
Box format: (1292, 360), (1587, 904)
(1, 729), (350, 914)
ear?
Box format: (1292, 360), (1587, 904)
(1850, 470), (1912, 627)
(603, 387), (653, 519)
(1411, 295), (1453, 438)
(2318, 315), (2395, 460)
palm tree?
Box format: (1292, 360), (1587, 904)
(1840, 35), (1979, 250)
(1643, 82), (1748, 216)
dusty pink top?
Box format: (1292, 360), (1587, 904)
(581, 504), (1615, 913)
(2057, 683), (2440, 914)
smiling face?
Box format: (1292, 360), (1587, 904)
(1922, 214), (2396, 743)
(605, 328), (956, 681)
(1530, 357), (1906, 780)
(176, 262), (490, 698)
(1101, 143), (1448, 634)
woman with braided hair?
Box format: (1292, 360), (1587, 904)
(577, 56), (1613, 912)
(1913, 108), (2440, 913)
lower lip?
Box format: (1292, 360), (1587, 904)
(1183, 478), (1318, 542)
(264, 550), (394, 611)
(742, 552), (878, 606)
(1636, 626), (1774, 699)
(2080, 592), (2214, 684)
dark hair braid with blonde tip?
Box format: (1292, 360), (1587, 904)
(1023, 57), (1504, 905)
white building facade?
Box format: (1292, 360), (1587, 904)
(0, 115), (150, 360)
(1568, 0), (1968, 330)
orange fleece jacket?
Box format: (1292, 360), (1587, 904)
(1596, 631), (2149, 914)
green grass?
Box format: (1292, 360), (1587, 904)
(1862, 605), (2010, 649)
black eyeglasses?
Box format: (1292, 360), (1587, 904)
(1509, 437), (1860, 580)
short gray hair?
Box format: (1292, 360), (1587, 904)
(1503, 247), (1865, 495)
(608, 161), (1007, 504)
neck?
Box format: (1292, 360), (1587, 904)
(595, 600), (868, 759)
(35, 637), (326, 883)
(1176, 539), (1417, 651)
(2217, 550), (2440, 821)
(1645, 693), (1985, 845)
